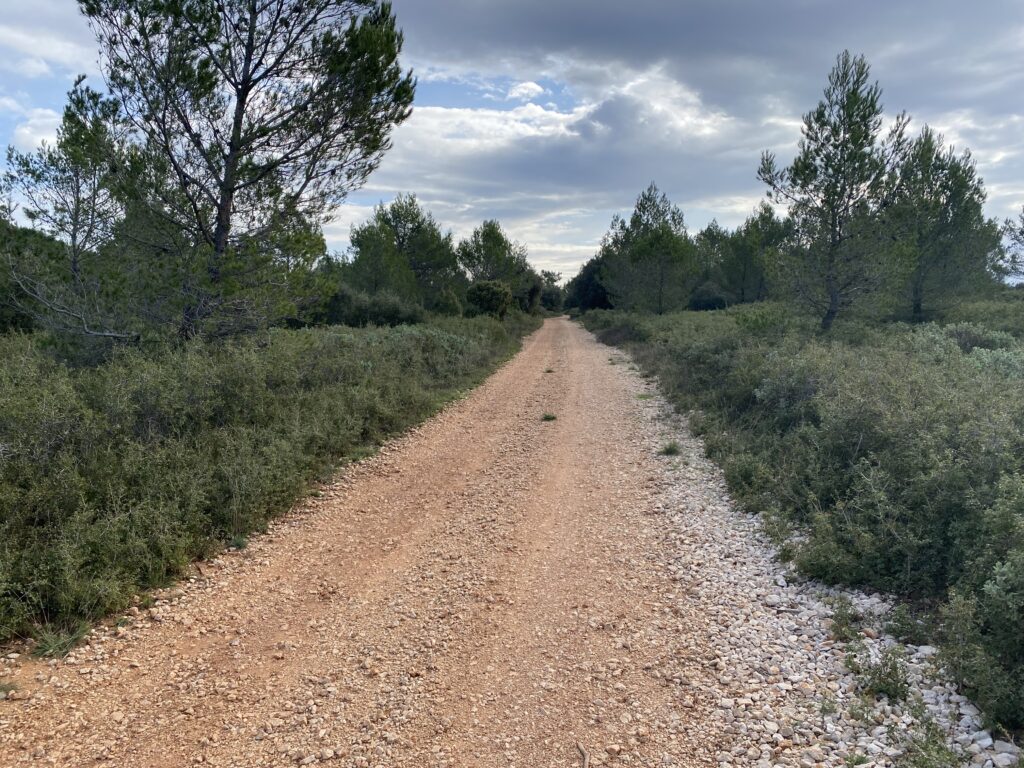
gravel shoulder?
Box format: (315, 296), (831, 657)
(0, 317), (1014, 768)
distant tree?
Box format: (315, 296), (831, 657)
(466, 280), (512, 319)
(759, 51), (908, 330)
(693, 220), (730, 282)
(892, 127), (1000, 321)
(564, 255), (611, 312)
(348, 195), (462, 308)
(540, 270), (563, 311)
(458, 220), (527, 282)
(457, 220), (540, 312)
(601, 183), (693, 314)
(1000, 211), (1024, 282)
(347, 218), (416, 297)
(391, 197), (464, 307)
(79, 0), (416, 337)
(719, 203), (790, 304)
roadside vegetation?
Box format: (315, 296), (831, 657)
(571, 50), (1024, 733)
(0, 2), (556, 646)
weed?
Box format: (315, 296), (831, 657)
(635, 393), (653, 400)
(819, 694), (838, 729)
(886, 604), (933, 646)
(828, 596), (863, 643)
(848, 646), (911, 701)
(229, 534), (248, 550)
(659, 441), (681, 456)
(896, 721), (959, 768)
(32, 622), (90, 658)
(541, 413), (557, 421)
(0, 682), (16, 697)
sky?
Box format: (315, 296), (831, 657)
(2, 2), (1024, 278)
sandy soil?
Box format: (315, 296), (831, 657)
(0, 318), (717, 768)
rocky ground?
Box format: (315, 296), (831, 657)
(0, 318), (1017, 768)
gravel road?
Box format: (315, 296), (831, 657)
(0, 318), (719, 767)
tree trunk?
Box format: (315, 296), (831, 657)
(210, 1), (257, 278)
(821, 290), (840, 330)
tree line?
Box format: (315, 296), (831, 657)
(568, 51), (1020, 328)
(0, 0), (556, 356)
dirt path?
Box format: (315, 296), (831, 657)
(0, 318), (717, 768)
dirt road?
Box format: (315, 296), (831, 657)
(0, 318), (716, 767)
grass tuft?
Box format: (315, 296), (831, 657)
(541, 413), (557, 421)
(658, 441), (681, 456)
(32, 622), (90, 658)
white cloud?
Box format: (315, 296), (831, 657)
(0, 23), (97, 76)
(507, 81), (546, 102)
(11, 108), (60, 150)
(1, 57), (52, 78)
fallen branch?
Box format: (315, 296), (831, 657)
(576, 741), (590, 768)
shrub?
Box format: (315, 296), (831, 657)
(433, 287), (463, 317)
(467, 280), (513, 319)
(688, 280), (730, 311)
(323, 284), (424, 327)
(0, 314), (539, 642)
(944, 322), (1016, 352)
(849, 646), (910, 701)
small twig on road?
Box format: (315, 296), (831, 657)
(576, 741), (591, 768)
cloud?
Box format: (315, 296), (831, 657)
(1, 57), (53, 79)
(11, 108), (61, 150)
(507, 81), (546, 102)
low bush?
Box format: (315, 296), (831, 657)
(467, 280), (513, 319)
(322, 284), (425, 327)
(0, 314), (539, 643)
(582, 303), (1024, 730)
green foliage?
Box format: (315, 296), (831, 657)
(564, 254), (612, 312)
(892, 127), (1001, 322)
(541, 413), (557, 422)
(583, 302), (1024, 727)
(886, 604), (934, 646)
(897, 721), (961, 768)
(320, 283), (425, 327)
(540, 270), (564, 312)
(458, 220), (541, 312)
(828, 596), (863, 643)
(659, 441), (681, 456)
(600, 183), (694, 314)
(18, 0), (418, 340)
(467, 280), (514, 319)
(759, 51), (909, 329)
(688, 280), (730, 311)
(0, 315), (538, 641)
(848, 646), (911, 701)
(32, 622), (90, 658)
(346, 194), (465, 310)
